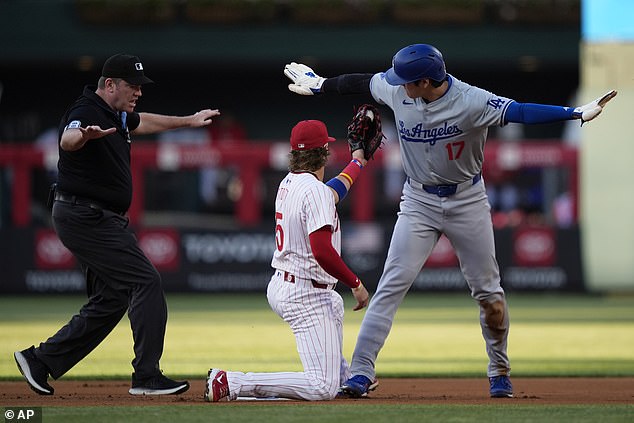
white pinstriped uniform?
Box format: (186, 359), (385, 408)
(225, 172), (351, 400)
(271, 172), (340, 283)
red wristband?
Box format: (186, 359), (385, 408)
(351, 276), (361, 289)
(339, 160), (362, 185)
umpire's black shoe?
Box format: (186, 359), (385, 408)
(14, 346), (54, 395)
(129, 372), (190, 395)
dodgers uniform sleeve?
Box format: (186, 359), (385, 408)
(467, 86), (514, 128)
(369, 73), (398, 109)
(504, 102), (576, 124)
(309, 228), (360, 289)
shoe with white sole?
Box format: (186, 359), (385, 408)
(129, 372), (189, 395)
(204, 368), (230, 402)
(14, 346), (54, 395)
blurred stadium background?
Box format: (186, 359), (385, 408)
(0, 0), (632, 295)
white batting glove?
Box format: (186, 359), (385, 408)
(572, 90), (617, 125)
(283, 62), (325, 95)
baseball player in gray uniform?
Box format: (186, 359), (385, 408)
(284, 43), (616, 398)
(205, 119), (370, 401)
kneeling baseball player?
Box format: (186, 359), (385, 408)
(205, 107), (384, 401)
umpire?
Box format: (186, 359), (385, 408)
(14, 54), (220, 396)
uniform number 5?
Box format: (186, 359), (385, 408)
(275, 212), (284, 251)
(445, 140), (465, 160)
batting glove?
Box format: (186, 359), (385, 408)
(572, 90), (617, 125)
(284, 62), (325, 95)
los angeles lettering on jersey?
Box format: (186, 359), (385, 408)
(398, 120), (463, 145)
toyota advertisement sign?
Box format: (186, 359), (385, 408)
(0, 223), (584, 294)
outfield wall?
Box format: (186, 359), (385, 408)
(0, 223), (584, 294)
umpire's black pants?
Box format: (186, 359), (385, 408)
(35, 201), (167, 380)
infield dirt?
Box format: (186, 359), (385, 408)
(2, 378), (633, 406)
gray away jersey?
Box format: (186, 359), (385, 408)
(370, 73), (514, 185)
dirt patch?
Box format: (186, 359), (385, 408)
(1, 378), (633, 406)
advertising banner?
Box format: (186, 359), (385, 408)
(0, 223), (584, 294)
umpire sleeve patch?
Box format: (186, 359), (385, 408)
(66, 120), (81, 130)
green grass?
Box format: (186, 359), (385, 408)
(34, 404), (634, 423)
(2, 293), (634, 422)
(2, 293), (634, 379)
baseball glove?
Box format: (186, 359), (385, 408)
(347, 104), (385, 160)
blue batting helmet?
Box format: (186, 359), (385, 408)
(385, 44), (447, 86)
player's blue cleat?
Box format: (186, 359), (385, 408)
(489, 375), (513, 398)
(340, 375), (379, 398)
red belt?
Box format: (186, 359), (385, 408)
(283, 271), (329, 289)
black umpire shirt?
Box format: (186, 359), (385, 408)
(56, 85), (141, 213)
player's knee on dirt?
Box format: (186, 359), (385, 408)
(479, 297), (506, 330)
(313, 383), (338, 401)
(308, 375), (340, 400)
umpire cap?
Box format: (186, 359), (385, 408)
(102, 54), (154, 85)
(385, 44), (446, 86)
